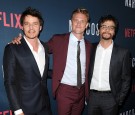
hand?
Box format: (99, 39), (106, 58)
(18, 113), (25, 115)
(85, 97), (88, 105)
(85, 100), (87, 105)
(12, 33), (22, 44)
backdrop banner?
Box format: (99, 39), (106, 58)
(0, 0), (135, 115)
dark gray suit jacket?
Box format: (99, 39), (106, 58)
(88, 43), (131, 105)
(3, 38), (51, 113)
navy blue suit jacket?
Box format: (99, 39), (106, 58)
(3, 38), (51, 113)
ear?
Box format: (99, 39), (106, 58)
(40, 26), (42, 31)
(86, 22), (89, 29)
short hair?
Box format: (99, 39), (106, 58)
(98, 14), (119, 33)
(20, 7), (44, 27)
(71, 8), (90, 22)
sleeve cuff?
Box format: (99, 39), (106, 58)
(14, 109), (23, 115)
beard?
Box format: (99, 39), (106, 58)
(24, 31), (39, 40)
(101, 32), (114, 40)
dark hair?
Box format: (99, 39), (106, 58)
(20, 7), (44, 27)
(98, 14), (119, 34)
(71, 8), (90, 22)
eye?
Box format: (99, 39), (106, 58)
(33, 22), (38, 26)
(23, 22), (29, 26)
(100, 25), (115, 31)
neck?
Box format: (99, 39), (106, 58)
(100, 39), (112, 49)
(27, 38), (39, 52)
(72, 32), (83, 41)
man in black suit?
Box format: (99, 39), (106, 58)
(88, 15), (131, 115)
(3, 7), (52, 115)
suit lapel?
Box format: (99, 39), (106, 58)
(21, 38), (41, 78)
(85, 40), (90, 76)
(109, 44), (118, 77)
(62, 34), (70, 69)
(90, 43), (98, 78)
(42, 42), (48, 79)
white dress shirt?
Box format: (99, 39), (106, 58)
(61, 32), (86, 86)
(14, 36), (45, 115)
(90, 42), (113, 91)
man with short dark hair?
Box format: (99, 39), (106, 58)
(3, 7), (52, 115)
(88, 15), (131, 115)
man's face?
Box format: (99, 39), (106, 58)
(22, 15), (42, 40)
(99, 20), (115, 41)
(71, 13), (88, 37)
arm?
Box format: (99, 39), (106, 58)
(14, 110), (24, 115)
(3, 45), (21, 111)
(11, 33), (22, 44)
(47, 35), (57, 54)
(119, 50), (131, 105)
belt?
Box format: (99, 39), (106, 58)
(60, 83), (85, 89)
(90, 89), (111, 93)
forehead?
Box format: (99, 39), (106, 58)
(101, 20), (115, 26)
(24, 15), (39, 22)
(72, 13), (88, 20)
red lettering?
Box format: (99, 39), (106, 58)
(125, 28), (130, 37)
(133, 29), (135, 37)
(0, 110), (12, 115)
(10, 13), (14, 27)
(0, 12), (2, 20)
(14, 14), (22, 29)
(125, 28), (135, 38)
(3, 12), (10, 27)
(10, 110), (12, 115)
(3, 110), (9, 115)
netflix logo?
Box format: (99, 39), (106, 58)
(0, 11), (22, 29)
(125, 28), (135, 38)
(0, 110), (12, 115)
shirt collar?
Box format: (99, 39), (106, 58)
(24, 35), (43, 52)
(70, 32), (84, 43)
(98, 40), (113, 50)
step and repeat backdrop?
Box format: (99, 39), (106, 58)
(0, 0), (135, 115)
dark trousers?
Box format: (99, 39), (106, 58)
(56, 83), (85, 115)
(24, 106), (52, 115)
(88, 90), (119, 115)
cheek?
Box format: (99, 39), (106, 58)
(111, 31), (115, 36)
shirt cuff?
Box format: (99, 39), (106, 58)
(14, 109), (23, 115)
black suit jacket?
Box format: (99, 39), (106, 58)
(89, 43), (131, 105)
(3, 38), (51, 113)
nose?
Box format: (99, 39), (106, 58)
(76, 21), (82, 25)
(29, 24), (34, 29)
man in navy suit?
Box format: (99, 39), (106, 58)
(88, 15), (131, 115)
(3, 7), (52, 115)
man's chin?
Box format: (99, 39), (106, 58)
(102, 37), (112, 40)
(27, 36), (37, 39)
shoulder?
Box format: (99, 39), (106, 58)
(113, 44), (130, 56)
(51, 33), (70, 40)
(39, 40), (48, 51)
(114, 44), (130, 52)
(4, 43), (18, 50)
(52, 33), (69, 37)
(4, 38), (26, 53)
